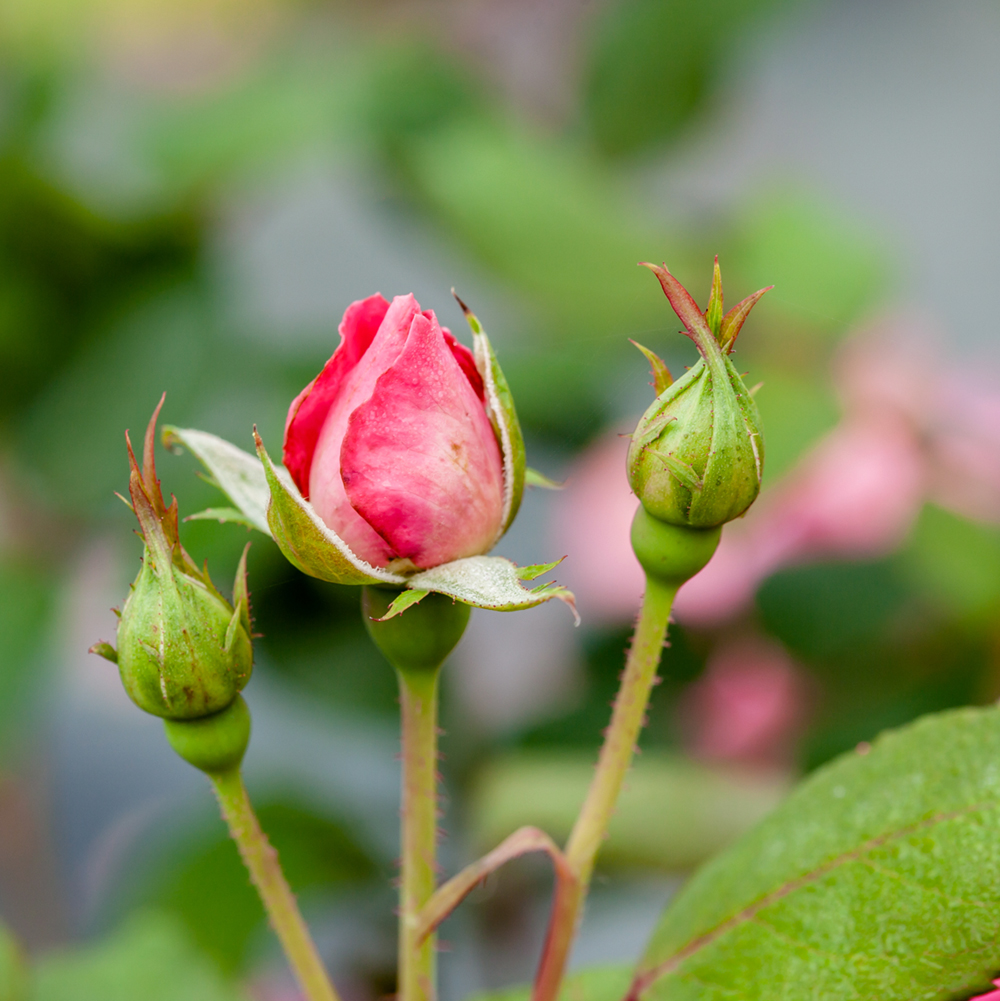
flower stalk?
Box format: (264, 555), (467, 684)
(532, 259), (766, 1001)
(362, 587), (471, 1001)
(210, 766), (342, 1001)
(532, 513), (721, 1001)
(397, 665), (441, 1001)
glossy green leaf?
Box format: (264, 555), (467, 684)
(408, 556), (577, 620)
(162, 427), (271, 536)
(631, 705), (1000, 1001)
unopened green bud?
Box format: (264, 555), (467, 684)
(627, 259), (770, 529)
(117, 544), (253, 719)
(164, 695), (251, 774)
(91, 397), (253, 720)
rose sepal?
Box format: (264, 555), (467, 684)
(377, 556), (578, 622)
(255, 430), (409, 586)
(162, 425), (272, 536)
(164, 427), (576, 617)
(454, 293), (526, 537)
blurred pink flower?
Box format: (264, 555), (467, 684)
(674, 411), (925, 626)
(551, 433), (643, 623)
(678, 636), (809, 769)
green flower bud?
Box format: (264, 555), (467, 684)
(627, 259), (770, 528)
(91, 398), (253, 720)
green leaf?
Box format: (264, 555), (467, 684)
(162, 428), (271, 536)
(377, 588), (431, 621)
(632, 705), (1000, 1001)
(469, 965), (631, 1001)
(525, 467), (565, 490)
(471, 751), (788, 871)
(630, 340), (674, 396)
(184, 508), (258, 530)
(408, 555), (577, 620)
(253, 432), (405, 587)
(517, 558), (565, 582)
(33, 911), (247, 1001)
(0, 923), (28, 1001)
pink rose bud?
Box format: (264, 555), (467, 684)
(283, 294), (506, 570)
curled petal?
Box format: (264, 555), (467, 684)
(283, 293), (391, 493)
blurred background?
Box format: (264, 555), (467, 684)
(4, 0), (1000, 997)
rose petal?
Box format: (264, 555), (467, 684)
(308, 294), (423, 565)
(284, 293), (390, 493)
(341, 311), (504, 568)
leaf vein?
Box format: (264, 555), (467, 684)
(628, 799), (998, 999)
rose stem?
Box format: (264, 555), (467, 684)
(532, 574), (676, 1001)
(210, 767), (342, 1001)
(396, 664), (441, 1001)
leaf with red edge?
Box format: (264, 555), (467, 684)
(719, 285), (773, 353)
(639, 262), (715, 356)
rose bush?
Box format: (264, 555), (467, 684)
(283, 293), (505, 571)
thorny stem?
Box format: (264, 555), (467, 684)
(210, 768), (341, 1001)
(532, 575), (677, 1001)
(397, 665), (441, 1001)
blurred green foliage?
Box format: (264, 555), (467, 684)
(584, 0), (800, 157)
(470, 751), (788, 871)
(0, 1), (995, 992)
(148, 799), (376, 973)
(33, 912), (246, 1001)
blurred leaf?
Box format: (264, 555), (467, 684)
(470, 752), (788, 871)
(0, 154), (198, 421)
(138, 48), (364, 195)
(0, 923), (28, 1001)
(33, 910), (246, 1001)
(757, 560), (908, 663)
(407, 120), (670, 343)
(750, 369), (839, 482)
(584, 0), (798, 157)
(470, 965), (631, 1001)
(899, 504), (1000, 621)
(729, 188), (887, 338)
(0, 559), (55, 759)
(151, 799), (375, 973)
(361, 41), (487, 155)
(634, 705), (1000, 1001)
(14, 287), (209, 512)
